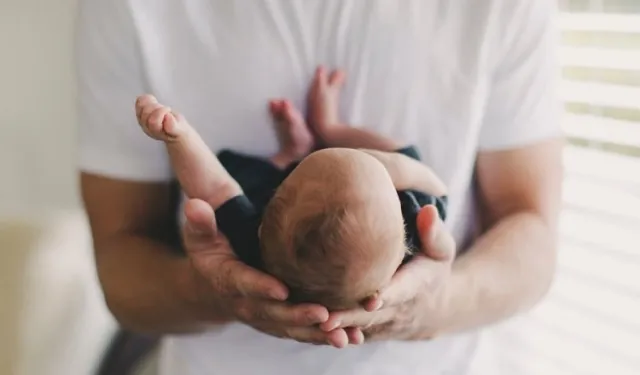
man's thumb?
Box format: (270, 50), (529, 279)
(183, 198), (217, 253)
(417, 205), (454, 261)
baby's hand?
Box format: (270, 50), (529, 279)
(135, 94), (186, 142)
(308, 66), (346, 140)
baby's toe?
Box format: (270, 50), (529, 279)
(328, 70), (346, 89)
(142, 106), (174, 140)
(282, 100), (305, 127)
(149, 106), (171, 128)
(136, 95), (157, 115)
(140, 103), (162, 127)
(269, 99), (285, 121)
(162, 111), (184, 139)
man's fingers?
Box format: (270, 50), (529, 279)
(325, 328), (349, 348)
(246, 301), (329, 326)
(284, 326), (335, 346)
(184, 199), (216, 237)
(183, 198), (292, 302)
(321, 308), (393, 332)
(227, 261), (289, 301)
(345, 327), (365, 345)
(375, 205), (457, 307)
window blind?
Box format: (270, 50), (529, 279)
(469, 2), (640, 374)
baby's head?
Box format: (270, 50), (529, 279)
(260, 148), (407, 310)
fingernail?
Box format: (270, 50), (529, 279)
(269, 289), (287, 301)
(306, 311), (321, 322)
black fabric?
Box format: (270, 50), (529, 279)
(214, 195), (263, 269)
(393, 146), (448, 261)
(217, 150), (290, 212)
(214, 147), (448, 267)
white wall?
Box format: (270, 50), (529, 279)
(0, 0), (80, 219)
(0, 4), (116, 375)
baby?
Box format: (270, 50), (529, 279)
(135, 67), (447, 310)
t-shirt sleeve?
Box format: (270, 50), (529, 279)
(75, 0), (172, 181)
(478, 0), (563, 151)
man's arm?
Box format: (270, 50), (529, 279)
(321, 0), (564, 340)
(75, 0), (346, 346)
(443, 138), (563, 333)
(82, 174), (345, 345)
(320, 139), (563, 339)
(440, 0), (564, 333)
(81, 173), (219, 334)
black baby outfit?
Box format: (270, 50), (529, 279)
(214, 146), (448, 269)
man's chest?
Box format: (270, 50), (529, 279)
(132, 0), (495, 164)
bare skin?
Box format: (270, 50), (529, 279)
(308, 66), (403, 151)
(87, 65), (457, 348)
(134, 95), (315, 208)
(88, 96), (349, 346)
(321, 139), (563, 341)
(135, 66), (446, 219)
(307, 66), (447, 196)
(135, 95), (242, 209)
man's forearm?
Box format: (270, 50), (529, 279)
(96, 234), (231, 334)
(439, 211), (557, 335)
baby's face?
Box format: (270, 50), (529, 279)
(260, 148), (409, 310)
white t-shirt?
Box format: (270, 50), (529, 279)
(75, 0), (561, 374)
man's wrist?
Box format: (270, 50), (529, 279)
(174, 259), (234, 325)
(431, 266), (474, 338)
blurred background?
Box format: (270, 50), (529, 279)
(0, 0), (638, 374)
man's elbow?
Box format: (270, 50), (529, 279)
(95, 256), (139, 330)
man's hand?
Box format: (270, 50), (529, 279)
(183, 198), (361, 347)
(320, 205), (456, 341)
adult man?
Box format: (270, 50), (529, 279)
(76, 0), (563, 374)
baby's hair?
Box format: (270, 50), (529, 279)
(260, 180), (404, 310)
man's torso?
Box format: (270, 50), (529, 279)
(113, 0), (512, 373)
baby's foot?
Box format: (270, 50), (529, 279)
(308, 66), (346, 139)
(269, 99), (314, 163)
(135, 94), (188, 142)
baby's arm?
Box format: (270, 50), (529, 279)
(359, 149), (447, 196)
(135, 95), (242, 209)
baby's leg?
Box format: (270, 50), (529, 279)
(268, 99), (314, 169)
(308, 66), (403, 151)
(136, 95), (242, 208)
